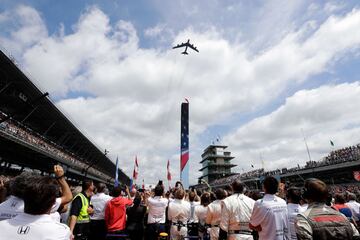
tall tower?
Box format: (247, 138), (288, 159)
(180, 101), (189, 189)
(199, 144), (236, 184)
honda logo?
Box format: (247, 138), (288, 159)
(17, 226), (30, 235)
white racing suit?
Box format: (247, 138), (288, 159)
(168, 199), (191, 240)
(220, 194), (255, 240)
(206, 200), (222, 240)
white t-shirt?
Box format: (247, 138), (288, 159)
(91, 193), (112, 220)
(147, 196), (169, 224)
(250, 194), (288, 240)
(0, 213), (70, 240)
(287, 203), (306, 240)
(0, 196), (62, 221)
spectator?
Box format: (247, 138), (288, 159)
(0, 175), (70, 239)
(249, 176), (288, 240)
(333, 193), (355, 225)
(0, 165), (72, 221)
(146, 184), (169, 240)
(104, 185), (132, 237)
(126, 192), (146, 240)
(129, 188), (137, 200)
(286, 187), (306, 240)
(90, 183), (112, 240)
(295, 178), (358, 239)
(346, 193), (360, 225)
(0, 175), (10, 204)
(69, 179), (95, 240)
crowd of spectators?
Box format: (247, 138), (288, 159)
(211, 143), (360, 188)
(0, 111), (107, 179)
(2, 169), (360, 240)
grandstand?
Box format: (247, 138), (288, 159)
(0, 50), (130, 185)
(193, 144), (360, 191)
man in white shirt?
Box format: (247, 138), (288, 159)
(168, 188), (191, 240)
(249, 176), (288, 240)
(0, 175), (71, 240)
(286, 187), (306, 240)
(346, 192), (360, 223)
(90, 183), (112, 240)
(206, 188), (227, 240)
(220, 180), (255, 240)
(0, 165), (72, 221)
(146, 184), (169, 240)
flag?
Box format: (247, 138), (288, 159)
(354, 171), (360, 181)
(330, 140), (334, 146)
(133, 156), (138, 180)
(142, 179), (145, 189)
(216, 134), (221, 143)
(114, 156), (119, 187)
(180, 101), (189, 189)
(167, 159), (172, 181)
(129, 178), (133, 189)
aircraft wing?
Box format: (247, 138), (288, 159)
(172, 42), (187, 49)
(188, 43), (199, 52)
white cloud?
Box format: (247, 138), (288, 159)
(225, 82), (360, 172)
(144, 24), (166, 38)
(1, 5), (360, 185)
(0, 5), (47, 56)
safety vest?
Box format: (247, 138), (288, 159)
(74, 193), (90, 223)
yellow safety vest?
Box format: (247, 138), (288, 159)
(74, 193), (90, 223)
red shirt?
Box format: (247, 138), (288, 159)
(105, 196), (133, 232)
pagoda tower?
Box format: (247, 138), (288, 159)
(199, 144), (236, 184)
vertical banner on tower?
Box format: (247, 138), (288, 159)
(180, 101), (189, 189)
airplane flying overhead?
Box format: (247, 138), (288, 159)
(172, 39), (199, 55)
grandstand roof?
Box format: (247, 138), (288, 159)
(0, 50), (130, 184)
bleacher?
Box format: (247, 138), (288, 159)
(209, 143), (360, 189)
(0, 50), (130, 185)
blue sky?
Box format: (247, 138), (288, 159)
(1, 0), (360, 185)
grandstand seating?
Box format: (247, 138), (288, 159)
(210, 143), (360, 189)
(0, 50), (130, 184)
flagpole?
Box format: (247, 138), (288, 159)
(301, 128), (312, 162)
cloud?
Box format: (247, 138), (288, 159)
(224, 82), (360, 172)
(0, 5), (47, 56)
(1, 4), (360, 184)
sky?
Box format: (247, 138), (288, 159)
(1, 0), (360, 186)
